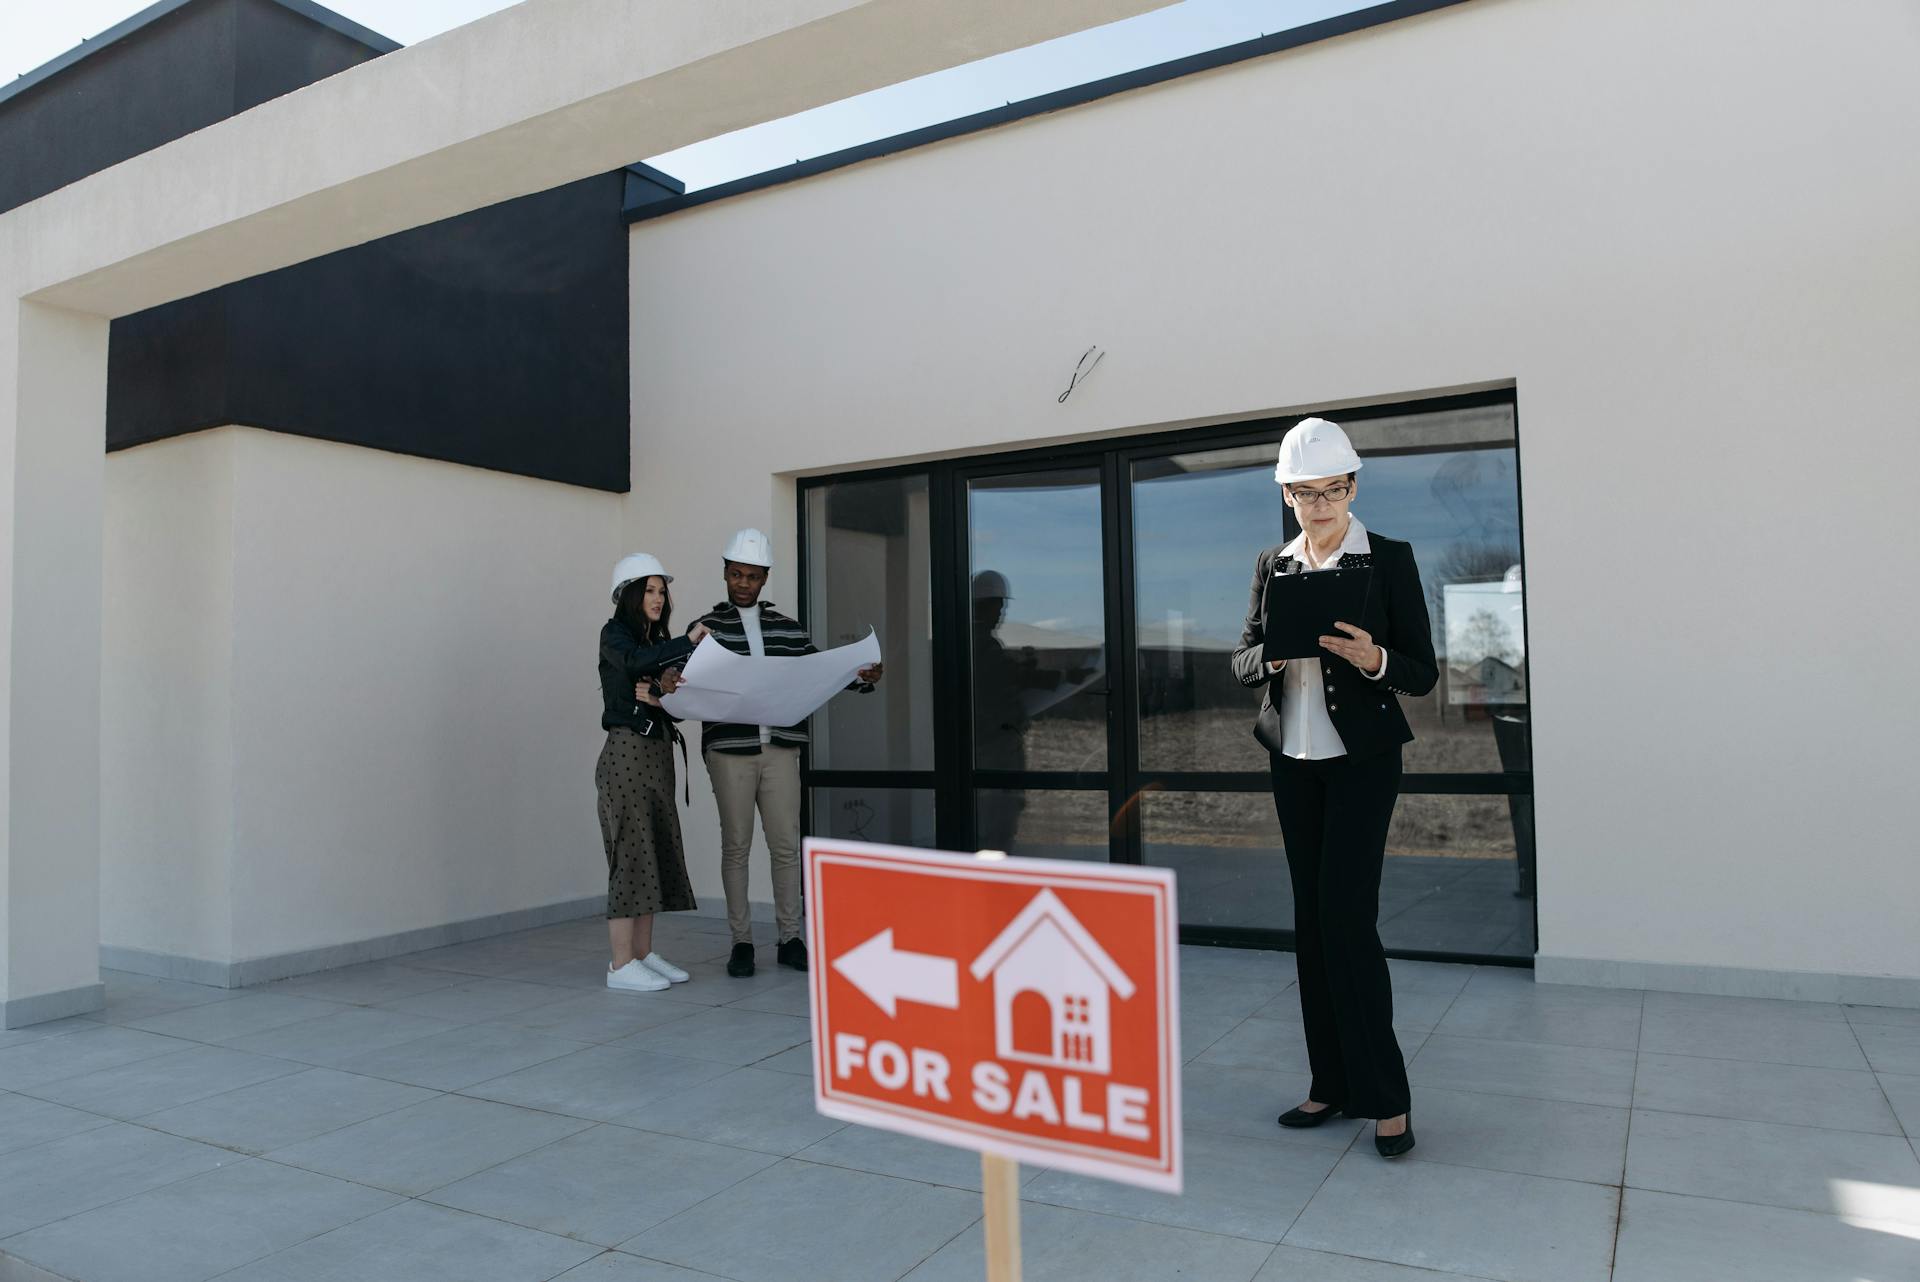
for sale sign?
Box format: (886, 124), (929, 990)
(804, 839), (1181, 1193)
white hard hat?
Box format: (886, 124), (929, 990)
(610, 552), (671, 603)
(1274, 417), (1364, 485)
(972, 570), (1012, 601)
(723, 528), (773, 568)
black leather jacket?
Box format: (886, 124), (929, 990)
(599, 617), (694, 738)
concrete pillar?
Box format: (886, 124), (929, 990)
(1, 297), (108, 1026)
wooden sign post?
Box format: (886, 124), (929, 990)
(981, 1151), (1023, 1282)
(804, 838), (1182, 1280)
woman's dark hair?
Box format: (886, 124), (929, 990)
(617, 576), (673, 644)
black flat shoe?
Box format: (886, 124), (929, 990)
(1374, 1111), (1415, 1158)
(1277, 1102), (1346, 1129)
(776, 938), (809, 972)
(727, 942), (756, 978)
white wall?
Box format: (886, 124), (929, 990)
(102, 431), (236, 966)
(628, 0), (1920, 989)
(102, 428), (622, 973)
(225, 430), (622, 962)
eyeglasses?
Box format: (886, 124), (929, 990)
(1288, 482), (1353, 507)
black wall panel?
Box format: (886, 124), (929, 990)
(105, 289), (231, 444)
(232, 0), (383, 111)
(4, 0), (632, 492)
(220, 174), (631, 490)
(0, 1), (239, 215)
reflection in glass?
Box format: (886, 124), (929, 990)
(974, 789), (1107, 861)
(1129, 404), (1529, 780)
(968, 471), (1107, 772)
(1132, 446), (1291, 774)
(811, 788), (935, 848)
(805, 474), (933, 771)
(1380, 794), (1533, 956)
(1340, 404), (1524, 774)
(1139, 789), (1534, 956)
(1357, 440), (1526, 775)
(1139, 790), (1282, 929)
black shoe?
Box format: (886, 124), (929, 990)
(1374, 1111), (1415, 1158)
(726, 942), (756, 978)
(1277, 1102), (1346, 1129)
(776, 938), (809, 972)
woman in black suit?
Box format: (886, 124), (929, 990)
(1230, 418), (1439, 1158)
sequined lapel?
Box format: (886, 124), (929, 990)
(1278, 550), (1371, 574)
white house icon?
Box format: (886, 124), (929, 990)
(968, 888), (1136, 1075)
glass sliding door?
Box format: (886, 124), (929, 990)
(962, 465), (1112, 860)
(1121, 399), (1533, 958)
(1336, 403), (1531, 953)
(1130, 444), (1289, 777)
(802, 472), (935, 849)
(799, 390), (1533, 962)
(1125, 442), (1291, 926)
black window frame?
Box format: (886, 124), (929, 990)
(798, 387), (1534, 965)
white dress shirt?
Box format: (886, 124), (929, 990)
(737, 603), (773, 744)
(1272, 515), (1389, 760)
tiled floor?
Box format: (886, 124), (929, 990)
(2, 914), (1917, 1282)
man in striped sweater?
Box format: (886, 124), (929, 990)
(689, 529), (882, 978)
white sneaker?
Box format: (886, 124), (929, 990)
(640, 952), (690, 984)
(607, 959), (670, 992)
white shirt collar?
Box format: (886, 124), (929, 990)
(1281, 513), (1370, 565)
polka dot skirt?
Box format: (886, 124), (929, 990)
(595, 727), (697, 919)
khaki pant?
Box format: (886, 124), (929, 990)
(706, 745), (803, 945)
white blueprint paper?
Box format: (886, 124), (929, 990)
(660, 630), (880, 727)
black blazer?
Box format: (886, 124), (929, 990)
(1229, 533), (1439, 759)
(598, 617), (695, 738)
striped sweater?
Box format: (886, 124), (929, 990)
(689, 599), (871, 755)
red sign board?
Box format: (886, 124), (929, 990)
(804, 839), (1182, 1193)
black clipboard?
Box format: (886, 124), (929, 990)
(1261, 567), (1374, 662)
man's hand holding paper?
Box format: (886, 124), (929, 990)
(660, 629), (882, 727)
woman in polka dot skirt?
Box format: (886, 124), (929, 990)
(598, 553), (711, 993)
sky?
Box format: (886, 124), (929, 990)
(2, 0), (1367, 190)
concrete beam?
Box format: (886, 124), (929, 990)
(2, 298), (108, 1027)
(10, 0), (1170, 318)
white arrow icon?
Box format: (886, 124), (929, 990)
(832, 928), (959, 1017)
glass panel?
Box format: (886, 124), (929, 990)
(1380, 794), (1534, 956)
(811, 787), (935, 848)
(1141, 789), (1533, 957)
(1132, 445), (1291, 773)
(967, 469), (1107, 772)
(1139, 790), (1282, 930)
(1130, 404), (1529, 780)
(1345, 406), (1525, 776)
(974, 789), (1108, 861)
(804, 474), (933, 771)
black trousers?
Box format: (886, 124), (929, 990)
(1271, 745), (1410, 1119)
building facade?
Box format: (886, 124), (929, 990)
(5, 0), (1916, 1019)
(619, 0), (1920, 999)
